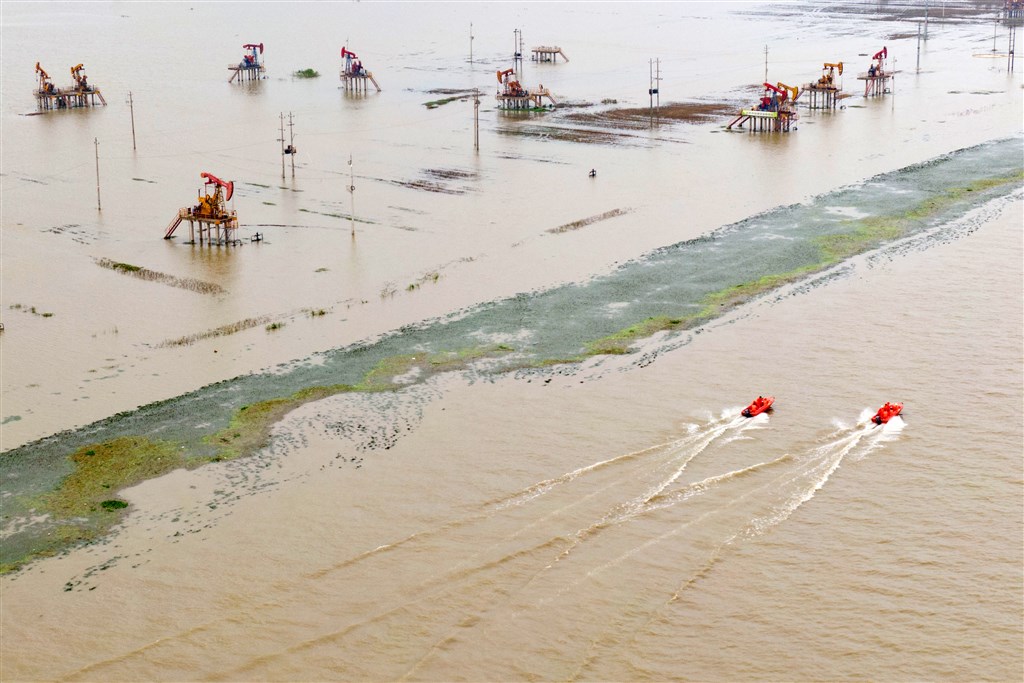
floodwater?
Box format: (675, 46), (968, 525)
(1, 2), (1022, 681)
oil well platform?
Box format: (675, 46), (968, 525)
(495, 67), (556, 110)
(34, 62), (107, 110)
(531, 45), (569, 62)
(857, 47), (894, 97)
(229, 43), (266, 82)
(164, 172), (239, 245)
(727, 81), (799, 132)
(340, 47), (381, 93)
(802, 62), (843, 109)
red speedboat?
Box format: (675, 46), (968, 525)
(871, 402), (903, 425)
(742, 395), (775, 418)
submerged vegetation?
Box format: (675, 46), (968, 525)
(96, 258), (225, 295)
(40, 437), (183, 519)
(208, 384), (355, 460)
(293, 68), (320, 79)
(580, 170), (1024, 357)
(0, 344), (516, 572)
(817, 172), (1024, 264)
(159, 316), (273, 347)
(548, 208), (632, 234)
(8, 303), (54, 318)
(423, 89), (476, 109)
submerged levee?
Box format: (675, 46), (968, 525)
(1, 138), (1021, 572)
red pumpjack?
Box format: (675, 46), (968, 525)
(742, 395), (775, 418)
(872, 402), (903, 425)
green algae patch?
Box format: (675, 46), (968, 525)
(424, 91), (475, 109)
(908, 172), (1024, 218)
(208, 384), (356, 460)
(428, 345), (512, 367)
(41, 437), (183, 518)
(357, 345), (515, 390)
(1, 437), (187, 572)
(706, 266), (821, 310)
(584, 268), (824, 357)
(580, 171), (1024, 361)
(208, 348), (519, 458)
(358, 354), (421, 390)
(819, 171), (1024, 263)
(1, 524), (94, 574)
(817, 216), (906, 264)
(586, 316), (687, 355)
(207, 347), (516, 459)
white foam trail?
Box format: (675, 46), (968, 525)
(535, 413), (753, 571)
(592, 415), (909, 663)
(495, 414), (736, 511)
(850, 415), (905, 462)
(741, 416), (902, 538)
(643, 452), (794, 513)
(883, 415), (905, 432)
(830, 416), (850, 431)
(573, 453), (797, 588)
(641, 416), (747, 503)
(491, 435), (689, 510)
(857, 407), (877, 425)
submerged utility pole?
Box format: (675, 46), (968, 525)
(470, 22), (474, 64)
(287, 111), (296, 178)
(348, 154), (355, 237)
(278, 112), (286, 178)
(649, 58), (662, 122)
(127, 91), (136, 150)
(764, 44), (769, 83)
(917, 22), (922, 72)
(474, 88), (480, 151)
(94, 137), (101, 211)
(1009, 24), (1017, 72)
(513, 28), (523, 76)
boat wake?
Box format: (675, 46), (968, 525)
(60, 408), (905, 682)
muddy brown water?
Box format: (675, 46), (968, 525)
(1, 2), (1022, 680)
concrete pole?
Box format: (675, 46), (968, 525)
(917, 22), (921, 72)
(655, 58), (661, 117)
(94, 138), (101, 211)
(348, 155), (355, 238)
(649, 59), (653, 119)
(279, 112), (286, 178)
(288, 111), (296, 178)
(1009, 25), (1017, 72)
(128, 91), (136, 150)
